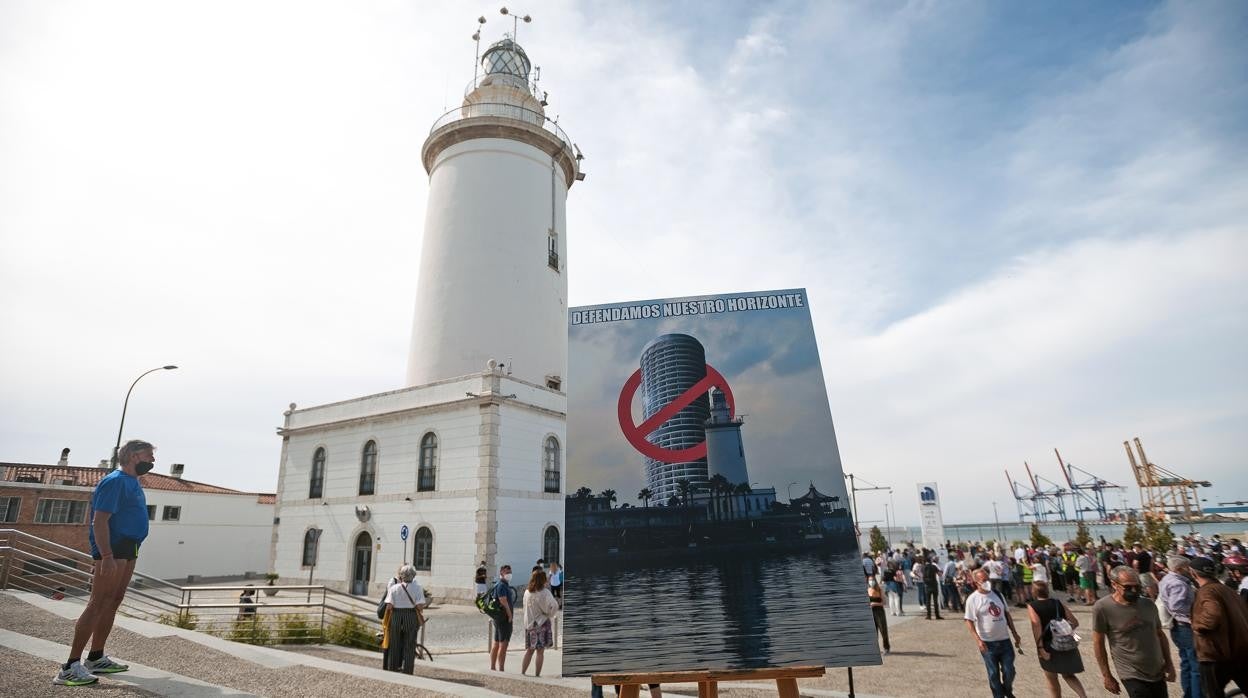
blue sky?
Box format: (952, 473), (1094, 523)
(1, 1), (1244, 526)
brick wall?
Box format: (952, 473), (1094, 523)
(0, 484), (93, 553)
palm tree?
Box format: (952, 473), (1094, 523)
(709, 474), (730, 521)
(574, 486), (593, 500)
(637, 488), (653, 509)
(734, 482), (751, 518)
(599, 489), (617, 508)
(676, 479), (692, 508)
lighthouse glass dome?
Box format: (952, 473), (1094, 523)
(482, 39), (531, 80)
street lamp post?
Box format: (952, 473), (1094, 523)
(111, 365), (178, 468)
(883, 502), (891, 548)
(889, 488), (896, 543)
(992, 501), (1004, 545)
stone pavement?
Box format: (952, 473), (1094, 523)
(0, 588), (880, 697)
(5, 586), (1183, 697)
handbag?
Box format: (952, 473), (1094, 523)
(1047, 601), (1079, 651)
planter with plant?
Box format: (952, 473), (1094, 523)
(263, 572), (280, 596)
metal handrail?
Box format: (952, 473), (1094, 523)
(427, 102), (573, 152)
(0, 528), (184, 593)
(0, 529), (388, 649)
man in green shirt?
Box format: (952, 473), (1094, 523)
(1092, 565), (1176, 697)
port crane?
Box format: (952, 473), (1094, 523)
(1124, 437), (1210, 521)
(1055, 448), (1124, 520)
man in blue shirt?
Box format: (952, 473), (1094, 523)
(54, 439), (155, 687)
(490, 564), (516, 672)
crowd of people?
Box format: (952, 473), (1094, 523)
(863, 533), (1248, 698)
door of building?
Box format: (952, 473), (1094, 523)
(351, 532), (372, 595)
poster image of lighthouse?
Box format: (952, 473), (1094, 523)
(563, 288), (881, 675)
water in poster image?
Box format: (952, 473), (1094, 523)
(562, 551), (879, 674)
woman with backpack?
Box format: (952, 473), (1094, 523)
(1026, 580), (1087, 698)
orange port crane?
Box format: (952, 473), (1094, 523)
(1124, 437), (1210, 521)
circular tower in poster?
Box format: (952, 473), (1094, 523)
(640, 333), (711, 504)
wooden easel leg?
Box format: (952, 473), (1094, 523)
(698, 680), (719, 698)
(847, 666), (856, 698)
(620, 684), (641, 698)
(776, 677), (799, 698)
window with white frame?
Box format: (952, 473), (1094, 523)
(302, 528), (321, 567)
(413, 526), (433, 571)
(359, 440), (377, 496)
(0, 496), (20, 523)
(543, 436), (561, 493)
(162, 505), (181, 521)
(309, 447), (326, 499)
(34, 499), (87, 524)
(417, 433), (437, 492)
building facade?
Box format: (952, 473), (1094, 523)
(270, 366), (564, 600)
(0, 462), (274, 580)
(270, 33), (580, 602)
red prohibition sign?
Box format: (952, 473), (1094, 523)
(617, 364), (735, 464)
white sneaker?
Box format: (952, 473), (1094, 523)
(52, 661), (98, 686)
(84, 655), (129, 674)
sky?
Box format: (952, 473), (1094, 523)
(569, 290), (850, 507)
(1, 1), (1244, 527)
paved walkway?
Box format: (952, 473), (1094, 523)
(16, 587), (1162, 698)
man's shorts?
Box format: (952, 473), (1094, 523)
(493, 617), (513, 642)
(92, 537), (141, 561)
(1079, 572), (1097, 590)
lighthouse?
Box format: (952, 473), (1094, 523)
(406, 35), (582, 389)
(269, 21), (576, 603)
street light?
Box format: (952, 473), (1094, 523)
(111, 365), (178, 469)
(992, 501), (1004, 545)
(883, 502), (892, 548)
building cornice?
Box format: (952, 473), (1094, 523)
(278, 395), (565, 437)
(422, 117), (578, 187)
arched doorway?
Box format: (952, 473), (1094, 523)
(543, 525), (560, 564)
(351, 532), (372, 595)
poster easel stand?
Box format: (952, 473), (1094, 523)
(592, 666), (828, 698)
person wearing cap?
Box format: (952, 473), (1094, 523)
(1159, 556), (1202, 698)
(1190, 556), (1248, 697)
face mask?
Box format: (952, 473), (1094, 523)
(868, 580), (878, 588)
(503, 573), (512, 583)
(135, 461), (154, 476)
(980, 581), (992, 592)
(1121, 587), (1140, 603)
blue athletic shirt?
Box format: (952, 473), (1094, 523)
(88, 469), (149, 555)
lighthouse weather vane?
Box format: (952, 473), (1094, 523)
(499, 6), (532, 43)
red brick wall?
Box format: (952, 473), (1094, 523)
(0, 485), (93, 553)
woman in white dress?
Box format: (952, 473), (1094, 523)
(520, 569), (560, 677)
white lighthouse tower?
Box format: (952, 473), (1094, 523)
(406, 33), (582, 389)
(269, 20), (578, 603)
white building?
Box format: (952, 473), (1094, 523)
(270, 32), (580, 602)
(0, 461), (273, 581)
